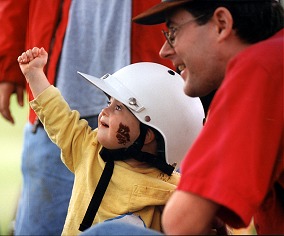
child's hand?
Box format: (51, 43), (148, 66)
(17, 47), (50, 96)
(18, 47), (48, 79)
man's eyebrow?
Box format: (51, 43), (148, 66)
(166, 20), (171, 28)
(166, 18), (178, 28)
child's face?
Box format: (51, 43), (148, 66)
(97, 97), (141, 149)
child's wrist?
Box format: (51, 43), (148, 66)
(25, 70), (45, 84)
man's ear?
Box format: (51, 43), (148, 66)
(144, 128), (156, 145)
(212, 7), (233, 42)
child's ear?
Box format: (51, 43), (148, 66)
(144, 128), (156, 145)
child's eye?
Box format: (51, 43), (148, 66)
(115, 105), (122, 111)
(107, 99), (123, 111)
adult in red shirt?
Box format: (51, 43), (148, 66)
(132, 0), (284, 234)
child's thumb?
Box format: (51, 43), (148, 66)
(40, 47), (47, 56)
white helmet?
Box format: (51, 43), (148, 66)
(78, 62), (204, 170)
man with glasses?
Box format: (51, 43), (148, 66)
(79, 0), (284, 235)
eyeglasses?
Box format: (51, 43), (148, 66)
(162, 14), (206, 48)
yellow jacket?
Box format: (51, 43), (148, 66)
(30, 86), (180, 235)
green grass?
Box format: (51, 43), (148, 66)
(0, 93), (28, 235)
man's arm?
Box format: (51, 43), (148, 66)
(0, 0), (29, 123)
(162, 190), (219, 235)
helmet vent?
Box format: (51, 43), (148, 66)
(168, 70), (175, 76)
(144, 116), (151, 122)
(101, 73), (110, 80)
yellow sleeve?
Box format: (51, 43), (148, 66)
(30, 85), (98, 172)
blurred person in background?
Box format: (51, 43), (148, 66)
(0, 0), (173, 235)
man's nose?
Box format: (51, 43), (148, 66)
(159, 40), (175, 59)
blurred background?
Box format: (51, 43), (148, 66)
(0, 93), (27, 235)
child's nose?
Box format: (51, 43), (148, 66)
(101, 106), (110, 116)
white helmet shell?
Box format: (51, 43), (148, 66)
(78, 62), (204, 169)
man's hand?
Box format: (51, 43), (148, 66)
(0, 82), (25, 124)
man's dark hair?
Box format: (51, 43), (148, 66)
(183, 0), (284, 43)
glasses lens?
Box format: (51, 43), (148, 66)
(168, 29), (175, 44)
(162, 30), (173, 47)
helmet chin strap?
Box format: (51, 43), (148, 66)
(79, 123), (174, 232)
(100, 123), (174, 175)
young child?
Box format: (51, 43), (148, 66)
(18, 47), (204, 235)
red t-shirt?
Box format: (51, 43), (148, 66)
(178, 29), (284, 234)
